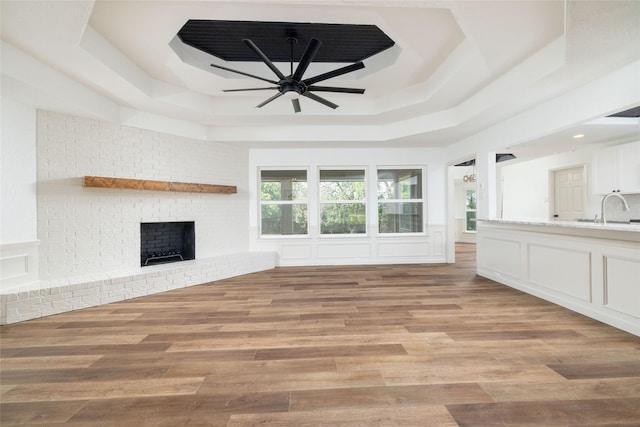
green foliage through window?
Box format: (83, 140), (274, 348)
(377, 169), (423, 233)
(260, 170), (308, 235)
(465, 189), (477, 232)
(259, 168), (427, 237)
(320, 170), (366, 235)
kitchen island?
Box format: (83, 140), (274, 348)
(477, 219), (640, 336)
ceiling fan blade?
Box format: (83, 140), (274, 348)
(302, 92), (338, 109)
(292, 38), (321, 82)
(256, 92), (284, 108)
(223, 87), (279, 92)
(292, 98), (301, 113)
(243, 39), (287, 81)
(210, 63), (278, 84)
(308, 86), (365, 94)
(303, 62), (365, 86)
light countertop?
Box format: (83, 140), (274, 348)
(478, 219), (640, 242)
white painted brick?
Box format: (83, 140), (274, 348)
(2, 111), (263, 323)
(55, 291), (73, 301)
(81, 295), (101, 306)
(67, 296), (84, 308)
(3, 293), (18, 302)
(38, 111), (251, 283)
(72, 287), (96, 297)
(101, 294), (124, 304)
(39, 308), (58, 318)
(0, 253), (275, 323)
(50, 298), (72, 312)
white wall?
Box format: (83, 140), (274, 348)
(1, 97), (41, 291)
(249, 147), (448, 265)
(36, 111), (250, 280)
(499, 146), (640, 221)
(499, 150), (595, 220)
(1, 97), (37, 243)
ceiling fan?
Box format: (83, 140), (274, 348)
(211, 37), (365, 113)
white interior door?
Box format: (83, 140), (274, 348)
(554, 166), (586, 220)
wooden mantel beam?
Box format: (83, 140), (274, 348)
(83, 176), (237, 194)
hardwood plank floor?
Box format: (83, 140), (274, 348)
(2, 243), (640, 426)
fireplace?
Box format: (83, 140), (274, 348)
(140, 221), (195, 267)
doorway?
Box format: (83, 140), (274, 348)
(552, 165), (586, 221)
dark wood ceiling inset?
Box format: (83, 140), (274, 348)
(608, 106), (640, 118)
(177, 20), (395, 63)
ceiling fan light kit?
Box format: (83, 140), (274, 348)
(284, 90), (300, 100)
(211, 36), (366, 113)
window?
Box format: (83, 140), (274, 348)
(465, 188), (477, 232)
(260, 170), (308, 235)
(377, 169), (424, 233)
(319, 169), (366, 234)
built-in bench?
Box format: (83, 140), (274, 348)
(0, 252), (276, 324)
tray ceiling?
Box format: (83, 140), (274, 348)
(1, 0), (639, 159)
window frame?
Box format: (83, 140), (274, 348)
(317, 167), (368, 237)
(259, 167), (310, 238)
(376, 167), (427, 236)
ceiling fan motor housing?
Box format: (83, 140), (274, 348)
(280, 78), (306, 96)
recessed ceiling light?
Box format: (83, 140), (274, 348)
(573, 134), (585, 139)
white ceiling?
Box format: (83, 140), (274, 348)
(1, 0), (639, 161)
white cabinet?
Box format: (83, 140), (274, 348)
(477, 221), (640, 336)
(592, 145), (618, 194)
(618, 142), (640, 193)
(593, 141), (640, 194)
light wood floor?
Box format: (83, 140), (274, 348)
(2, 244), (640, 426)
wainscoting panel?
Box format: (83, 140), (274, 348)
(480, 237), (521, 278)
(318, 243), (371, 259)
(377, 242), (429, 257)
(604, 255), (640, 318)
(528, 243), (592, 302)
(1, 255), (28, 280)
(281, 244), (312, 260)
(251, 225), (448, 266)
(430, 227), (445, 257)
(476, 221), (640, 336)
(0, 241), (39, 291)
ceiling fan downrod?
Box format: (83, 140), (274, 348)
(286, 36), (297, 76)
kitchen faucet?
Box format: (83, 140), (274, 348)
(600, 192), (630, 224)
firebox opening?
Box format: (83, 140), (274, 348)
(140, 221), (195, 267)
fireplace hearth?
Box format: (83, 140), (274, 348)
(140, 221), (195, 267)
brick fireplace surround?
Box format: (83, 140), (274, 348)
(0, 111), (275, 324)
(0, 253), (275, 324)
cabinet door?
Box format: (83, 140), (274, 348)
(593, 145), (618, 194)
(617, 141), (640, 193)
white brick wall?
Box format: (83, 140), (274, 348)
(0, 252), (276, 324)
(0, 111), (277, 324)
(37, 111), (250, 280)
